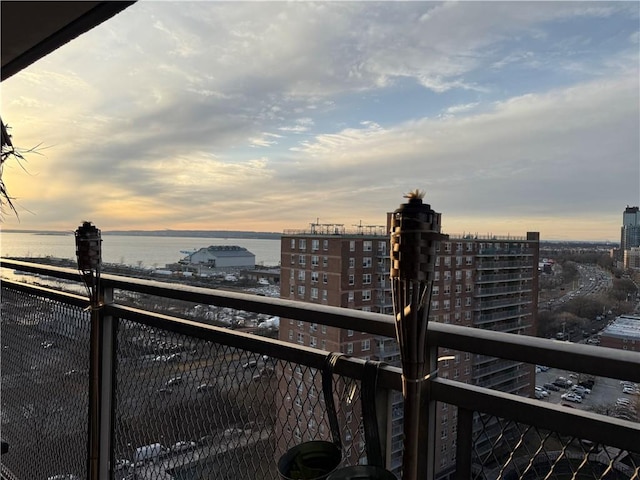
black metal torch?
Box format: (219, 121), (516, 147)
(75, 221), (102, 480)
(390, 191), (447, 480)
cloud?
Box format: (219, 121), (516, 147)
(1, 1), (637, 239)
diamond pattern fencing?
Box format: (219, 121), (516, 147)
(113, 316), (367, 480)
(0, 286), (90, 480)
(470, 413), (640, 479)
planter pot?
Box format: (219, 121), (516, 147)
(326, 466), (397, 480)
(278, 440), (342, 480)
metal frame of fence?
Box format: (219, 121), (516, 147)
(2, 258), (639, 480)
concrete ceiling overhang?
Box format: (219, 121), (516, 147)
(1, 1), (135, 82)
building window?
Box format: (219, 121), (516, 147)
(312, 239), (319, 251)
(432, 301), (439, 310)
(444, 285), (451, 295)
(322, 325), (327, 334)
(311, 288), (318, 299)
(466, 243), (473, 251)
(455, 298), (462, 307)
(322, 290), (328, 301)
(321, 339), (327, 350)
(290, 285), (294, 295)
(434, 271), (440, 281)
(290, 269), (295, 280)
(363, 241), (372, 251)
(444, 243), (451, 253)
(297, 333), (304, 344)
(298, 270), (305, 281)
(378, 241), (386, 254)
(443, 300), (450, 310)
(443, 314), (450, 324)
(465, 297), (472, 306)
(350, 241), (356, 252)
(444, 257), (451, 267)
(349, 274), (355, 285)
(323, 256), (328, 267)
(348, 329), (354, 337)
(311, 255), (319, 266)
(362, 306), (371, 312)
(323, 239), (329, 250)
(466, 283), (473, 292)
(298, 286), (305, 296)
(349, 257), (355, 268)
(432, 286), (439, 295)
(288, 330), (293, 340)
(310, 336), (317, 348)
(363, 273), (372, 284)
(299, 239), (306, 250)
(363, 257), (372, 268)
(466, 270), (472, 280)
(362, 290), (371, 301)
(311, 271), (319, 283)
(323, 273), (328, 284)
(347, 342), (354, 354)
(435, 256), (441, 266)
(291, 239), (296, 249)
(456, 242), (463, 252)
(299, 256), (306, 266)
(348, 292), (354, 302)
(456, 256), (462, 266)
(291, 254), (296, 264)
(362, 339), (371, 351)
(464, 311), (471, 320)
(455, 271), (462, 280)
(455, 284), (462, 293)
(466, 256), (473, 265)
(444, 271), (451, 281)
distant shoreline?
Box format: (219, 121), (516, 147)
(1, 229), (282, 240)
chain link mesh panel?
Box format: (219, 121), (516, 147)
(113, 315), (367, 480)
(1, 286), (90, 480)
(469, 413), (640, 480)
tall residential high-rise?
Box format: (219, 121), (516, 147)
(621, 206), (640, 267)
(277, 220), (539, 479)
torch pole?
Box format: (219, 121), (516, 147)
(75, 222), (103, 480)
(390, 192), (447, 480)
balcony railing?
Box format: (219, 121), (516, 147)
(1, 258), (639, 480)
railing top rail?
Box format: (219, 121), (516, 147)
(1, 258), (396, 337)
(3, 259), (640, 383)
(429, 322), (640, 383)
(432, 378), (640, 453)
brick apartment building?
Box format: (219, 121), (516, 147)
(277, 220), (539, 478)
(600, 314), (640, 352)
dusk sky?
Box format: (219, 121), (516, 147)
(1, 1), (638, 241)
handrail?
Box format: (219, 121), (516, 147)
(3, 259), (639, 384)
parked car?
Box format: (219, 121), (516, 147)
(561, 393), (582, 403)
(571, 385), (590, 396)
(196, 383), (212, 393)
(170, 441), (196, 452)
(535, 386), (549, 397)
(543, 383), (560, 392)
(242, 360), (258, 369)
(166, 375), (184, 386)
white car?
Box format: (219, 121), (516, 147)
(535, 387), (549, 397)
(561, 393), (582, 403)
(170, 441), (196, 452)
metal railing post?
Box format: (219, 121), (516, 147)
(99, 286), (116, 479)
(454, 407), (473, 480)
(88, 285), (115, 480)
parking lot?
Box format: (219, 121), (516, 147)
(535, 365), (638, 419)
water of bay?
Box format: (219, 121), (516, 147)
(0, 231), (282, 268)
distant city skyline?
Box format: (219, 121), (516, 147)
(2, 2), (638, 241)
